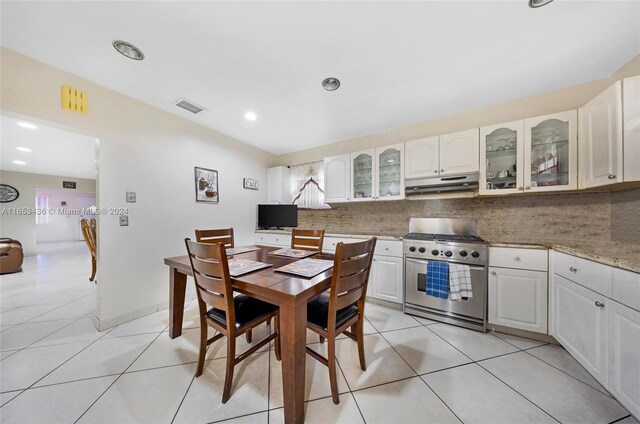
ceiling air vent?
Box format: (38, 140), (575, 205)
(175, 99), (206, 114)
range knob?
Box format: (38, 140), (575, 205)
(409, 246), (416, 252)
(418, 247), (426, 253)
(471, 251), (480, 258)
(459, 250), (468, 257)
(431, 249), (440, 256)
(444, 251), (453, 257)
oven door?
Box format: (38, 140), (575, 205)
(404, 257), (487, 320)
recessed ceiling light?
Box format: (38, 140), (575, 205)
(244, 111), (257, 121)
(16, 121), (38, 130)
(322, 77), (341, 91)
(13, 160), (26, 165)
(16, 147), (32, 152)
(529, 0), (554, 8)
(112, 40), (145, 60)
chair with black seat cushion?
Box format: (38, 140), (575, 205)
(185, 238), (280, 403)
(306, 237), (376, 404)
(195, 228), (234, 248)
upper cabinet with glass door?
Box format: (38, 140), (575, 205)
(351, 149), (375, 201)
(524, 110), (577, 193)
(480, 121), (524, 195)
(376, 143), (404, 201)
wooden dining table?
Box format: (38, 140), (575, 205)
(163, 245), (333, 424)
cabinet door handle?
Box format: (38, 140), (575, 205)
(595, 301), (605, 309)
(518, 187), (524, 191)
(490, 271), (496, 276)
(440, 169), (445, 173)
(525, 186), (531, 190)
(569, 267), (577, 273)
(514, 257), (521, 262)
(608, 174), (616, 180)
(434, 169), (438, 173)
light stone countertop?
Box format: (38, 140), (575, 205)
(255, 229), (402, 241)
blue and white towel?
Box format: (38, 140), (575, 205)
(449, 263), (472, 301)
(426, 261), (449, 299)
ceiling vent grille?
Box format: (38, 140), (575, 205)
(175, 99), (206, 114)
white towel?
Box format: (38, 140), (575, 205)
(449, 263), (472, 301)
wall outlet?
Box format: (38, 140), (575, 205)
(126, 192), (136, 203)
(119, 215), (129, 226)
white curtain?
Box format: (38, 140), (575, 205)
(289, 161), (330, 209)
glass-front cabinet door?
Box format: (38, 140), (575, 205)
(480, 121), (524, 195)
(376, 143), (404, 200)
(524, 110), (577, 192)
(351, 149), (375, 201)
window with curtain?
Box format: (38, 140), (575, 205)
(289, 161), (330, 209)
(35, 194), (49, 224)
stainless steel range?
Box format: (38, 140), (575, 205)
(403, 218), (489, 332)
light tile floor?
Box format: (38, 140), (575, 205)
(1, 242), (638, 424)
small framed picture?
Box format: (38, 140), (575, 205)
(243, 178), (259, 190)
(194, 167), (219, 203)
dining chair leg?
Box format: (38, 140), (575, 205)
(274, 314), (281, 361)
(246, 329), (252, 343)
(196, 320), (208, 377)
(356, 316), (367, 371)
(90, 257), (96, 281)
(222, 339), (236, 404)
(319, 335), (325, 343)
(327, 336), (340, 405)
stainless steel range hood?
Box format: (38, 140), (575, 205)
(405, 173), (479, 195)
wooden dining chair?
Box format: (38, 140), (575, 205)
(184, 238), (280, 403)
(195, 228), (234, 248)
(80, 218), (97, 282)
(291, 229), (325, 252)
(305, 237), (377, 404)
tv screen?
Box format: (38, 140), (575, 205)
(258, 204), (298, 229)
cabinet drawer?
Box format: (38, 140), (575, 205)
(375, 240), (403, 257)
(254, 233), (290, 247)
(489, 247), (548, 271)
(612, 267), (640, 311)
(323, 237), (363, 253)
(553, 251), (612, 298)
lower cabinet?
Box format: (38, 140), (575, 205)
(551, 274), (609, 388)
(254, 232), (290, 247)
(488, 267), (548, 333)
(369, 255), (403, 304)
(608, 301), (640, 418)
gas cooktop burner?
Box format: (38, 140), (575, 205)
(404, 233), (485, 242)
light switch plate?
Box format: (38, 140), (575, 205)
(126, 192), (136, 203)
(119, 215), (129, 226)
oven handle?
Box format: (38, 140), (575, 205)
(405, 257), (486, 271)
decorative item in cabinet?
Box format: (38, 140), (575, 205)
(480, 120), (524, 195)
(378, 147), (402, 197)
(351, 150), (374, 200)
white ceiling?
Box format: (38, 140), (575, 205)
(1, 1), (639, 155)
(0, 115), (96, 179)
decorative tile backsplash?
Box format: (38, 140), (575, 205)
(298, 188), (640, 265)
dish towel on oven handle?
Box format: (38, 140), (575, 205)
(449, 263), (472, 301)
(426, 261), (449, 299)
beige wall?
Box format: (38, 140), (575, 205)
(0, 171), (96, 255)
(1, 47), (276, 329)
(275, 55), (640, 166)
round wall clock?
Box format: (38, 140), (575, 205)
(0, 184), (19, 203)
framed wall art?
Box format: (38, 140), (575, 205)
(194, 167), (219, 203)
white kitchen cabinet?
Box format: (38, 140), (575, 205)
(623, 75), (640, 182)
(266, 166), (290, 204)
(551, 274), (609, 387)
(608, 301), (640, 419)
(351, 144), (404, 202)
(254, 232), (290, 247)
(370, 255), (403, 304)
(404, 130), (478, 180)
(489, 267), (548, 334)
(579, 81), (623, 189)
(324, 154), (351, 203)
(480, 120), (524, 195)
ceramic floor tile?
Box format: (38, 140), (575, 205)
(0, 325), (15, 333)
(269, 344), (349, 409)
(36, 333), (158, 386)
(0, 319), (75, 351)
(353, 376), (460, 424)
(428, 323), (518, 361)
(27, 297), (96, 322)
(0, 304), (66, 325)
(0, 350), (18, 360)
(0, 341), (91, 392)
(617, 415), (640, 424)
(382, 326), (471, 374)
(526, 344), (608, 394)
(78, 365), (194, 424)
(335, 333), (415, 391)
(173, 353), (269, 424)
(411, 315), (439, 325)
(481, 352), (628, 423)
(105, 309), (169, 337)
(423, 363), (556, 423)
(269, 393), (364, 424)
(220, 412), (268, 424)
(491, 331), (548, 350)
(30, 316), (105, 347)
(206, 322), (273, 359)
(1, 376), (117, 424)
(364, 304), (422, 333)
(0, 391), (22, 407)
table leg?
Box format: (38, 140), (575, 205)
(280, 301), (307, 424)
(169, 266), (187, 339)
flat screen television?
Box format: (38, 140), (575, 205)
(257, 204), (298, 229)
